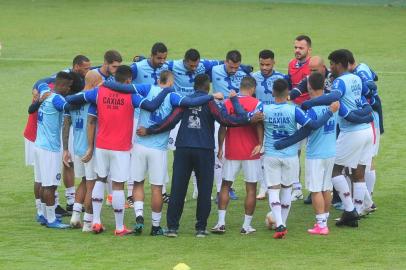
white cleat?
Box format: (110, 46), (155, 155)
(70, 212), (82, 228)
(291, 189), (303, 201)
(240, 226), (257, 235)
(82, 222), (92, 232)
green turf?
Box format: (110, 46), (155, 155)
(1, 1), (406, 269)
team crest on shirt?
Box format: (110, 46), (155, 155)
(56, 173), (61, 181)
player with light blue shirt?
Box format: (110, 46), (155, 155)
(300, 49), (374, 227)
(261, 78), (337, 239)
(33, 72), (81, 229)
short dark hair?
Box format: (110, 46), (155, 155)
(328, 49), (349, 69)
(151, 42), (168, 55)
(240, 76), (256, 90)
(72, 55), (90, 66)
(184, 48), (200, 62)
(226, 50), (241, 63)
(55, 71), (73, 82)
(259, 50), (275, 60)
(114, 65), (132, 83)
(308, 72), (325, 91)
(159, 70), (173, 85)
(342, 49), (355, 65)
(69, 71), (83, 94)
(272, 79), (289, 97)
(194, 74), (210, 92)
(104, 50), (122, 64)
(295, 35), (312, 47)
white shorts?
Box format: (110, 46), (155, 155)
(130, 144), (168, 186)
(373, 127), (380, 157)
(263, 156), (299, 187)
(34, 147), (62, 187)
(305, 158), (334, 192)
(132, 116), (139, 144)
(223, 159), (261, 183)
(25, 138), (35, 166)
(95, 148), (130, 182)
(335, 127), (374, 169)
(168, 121), (181, 151)
(73, 155), (97, 180)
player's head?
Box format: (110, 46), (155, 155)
(328, 49), (349, 77)
(225, 50), (241, 75)
(72, 55), (91, 78)
(54, 72), (73, 96)
(184, 48), (200, 72)
(194, 74), (210, 93)
(104, 50), (122, 76)
(272, 78), (289, 99)
(308, 72), (325, 98)
(151, 42), (168, 68)
(69, 71), (84, 94)
(308, 56), (326, 75)
(342, 49), (356, 71)
(259, 49), (275, 76)
(240, 76), (257, 96)
(158, 70), (174, 88)
(294, 35), (312, 61)
(114, 65), (133, 84)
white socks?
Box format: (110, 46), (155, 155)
(353, 182), (367, 214)
(280, 186), (292, 226)
(92, 181), (105, 224)
(134, 201), (144, 217)
(243, 214), (253, 229)
(65, 186), (75, 205)
(292, 182), (302, 191)
(73, 202), (82, 213)
(332, 175), (354, 212)
(218, 209), (226, 225)
(112, 190), (125, 231)
(151, 211), (162, 227)
(316, 213), (328, 228)
(55, 191), (60, 206)
(83, 213), (93, 224)
(41, 202), (47, 219)
(365, 170), (376, 196)
(46, 205), (56, 223)
(268, 189), (283, 227)
(35, 199), (42, 216)
(214, 160), (223, 193)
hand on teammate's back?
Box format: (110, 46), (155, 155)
(250, 112), (264, 123)
(250, 144), (262, 157)
(329, 101), (340, 113)
(229, 90), (237, 98)
(39, 91), (51, 102)
(136, 127), (148, 136)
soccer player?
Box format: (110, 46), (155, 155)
(288, 35), (312, 201)
(212, 77), (263, 235)
(301, 49), (374, 227)
(251, 49), (288, 200)
(33, 72), (81, 228)
(138, 74), (263, 237)
(262, 78), (337, 239)
(66, 65), (174, 235)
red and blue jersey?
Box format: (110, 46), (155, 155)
(288, 58), (310, 105)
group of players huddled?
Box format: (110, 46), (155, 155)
(24, 35), (383, 239)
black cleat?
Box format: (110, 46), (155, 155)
(55, 205), (71, 217)
(304, 193), (312, 204)
(165, 229), (178, 238)
(133, 216), (144, 235)
(150, 226), (164, 236)
(162, 193), (170, 203)
(196, 230), (209, 238)
(336, 209), (359, 227)
(66, 204), (73, 214)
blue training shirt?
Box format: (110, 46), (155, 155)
(211, 64), (248, 98)
(251, 70), (287, 105)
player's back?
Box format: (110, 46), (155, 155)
(95, 85), (134, 151)
(252, 70), (286, 105)
(263, 102), (299, 158)
(211, 64), (247, 98)
(306, 106), (337, 159)
(69, 96), (92, 157)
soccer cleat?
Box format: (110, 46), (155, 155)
(36, 214), (47, 226)
(150, 226), (164, 236)
(105, 194), (112, 206)
(55, 205), (70, 217)
(192, 189), (198, 200)
(240, 226), (257, 235)
(304, 193), (312, 204)
(210, 224), (226, 234)
(114, 226), (133, 236)
(92, 223), (105, 234)
(82, 222), (92, 232)
(165, 229), (178, 238)
(273, 225), (288, 239)
(126, 196), (134, 209)
(308, 224), (329, 235)
(70, 212), (82, 228)
(360, 207), (375, 217)
(371, 203), (377, 211)
(46, 220), (70, 229)
(291, 189), (303, 201)
(196, 230), (209, 238)
(162, 193), (170, 203)
(335, 209), (359, 227)
(229, 188), (238, 200)
(133, 216), (144, 235)
(66, 203), (73, 214)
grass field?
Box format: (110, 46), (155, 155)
(1, 0), (406, 269)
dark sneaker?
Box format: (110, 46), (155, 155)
(66, 204), (73, 214)
(335, 209), (359, 227)
(134, 216), (144, 234)
(162, 193), (170, 203)
(165, 229), (178, 238)
(304, 193), (312, 204)
(196, 230), (209, 238)
(150, 226), (164, 236)
(55, 205), (70, 217)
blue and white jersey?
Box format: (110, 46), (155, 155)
(65, 95), (97, 157)
(135, 86), (185, 150)
(35, 91), (68, 152)
(130, 59), (169, 85)
(332, 72), (370, 132)
(306, 106), (337, 159)
(211, 64), (248, 98)
(353, 63), (378, 96)
(263, 102), (311, 158)
(96, 68), (114, 82)
(168, 59), (221, 96)
(251, 70), (287, 105)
